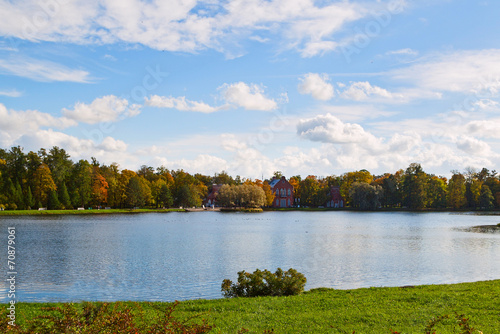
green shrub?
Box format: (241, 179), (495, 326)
(222, 268), (306, 298)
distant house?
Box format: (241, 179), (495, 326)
(204, 184), (222, 206)
(269, 176), (294, 208)
(326, 186), (344, 208)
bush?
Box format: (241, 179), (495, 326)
(222, 268), (306, 298)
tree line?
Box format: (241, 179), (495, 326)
(0, 146), (499, 211)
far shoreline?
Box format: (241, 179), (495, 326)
(2, 207), (500, 216)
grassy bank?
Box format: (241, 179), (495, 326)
(0, 208), (186, 216)
(4, 280), (499, 333)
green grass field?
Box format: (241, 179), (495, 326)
(4, 280), (499, 333)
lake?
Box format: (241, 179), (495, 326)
(1, 211), (499, 303)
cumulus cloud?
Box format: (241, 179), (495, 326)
(340, 81), (396, 101)
(298, 73), (334, 101)
(63, 95), (141, 124)
(0, 103), (76, 147)
(145, 95), (220, 113)
(297, 113), (378, 144)
(220, 82), (277, 111)
(456, 136), (492, 156)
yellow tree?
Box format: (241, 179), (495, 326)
(262, 180), (275, 207)
(340, 170), (373, 205)
(33, 163), (57, 207)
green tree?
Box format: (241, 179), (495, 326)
(349, 182), (383, 210)
(447, 173), (467, 209)
(340, 170), (373, 206)
(70, 160), (92, 208)
(479, 185), (494, 210)
(426, 176), (448, 208)
(402, 163), (427, 209)
(158, 184), (173, 208)
(45, 146), (73, 188)
(58, 183), (71, 209)
(47, 190), (62, 210)
(25, 186), (35, 209)
(126, 176), (151, 208)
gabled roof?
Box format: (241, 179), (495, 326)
(269, 178), (280, 188)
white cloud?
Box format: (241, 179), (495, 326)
(456, 136), (492, 156)
(390, 49), (500, 95)
(145, 95), (220, 113)
(0, 103), (76, 147)
(298, 73), (334, 101)
(0, 0), (395, 57)
(466, 120), (500, 138)
(220, 82), (277, 111)
(0, 89), (22, 97)
(0, 56), (91, 83)
(297, 113), (378, 144)
(340, 81), (396, 101)
(63, 95), (141, 124)
(386, 48), (418, 56)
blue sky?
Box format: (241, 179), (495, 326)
(1, 0), (500, 179)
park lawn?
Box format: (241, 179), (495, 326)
(6, 280), (500, 333)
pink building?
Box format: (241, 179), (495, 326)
(269, 176), (294, 208)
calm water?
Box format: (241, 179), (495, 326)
(0, 211), (499, 302)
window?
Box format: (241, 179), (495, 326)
(288, 189), (291, 196)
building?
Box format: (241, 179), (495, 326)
(269, 176), (294, 208)
(326, 186), (344, 208)
(203, 184), (222, 207)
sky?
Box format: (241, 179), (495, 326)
(1, 0), (500, 179)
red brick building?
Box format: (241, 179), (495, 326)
(269, 176), (294, 208)
(203, 184), (222, 207)
(326, 186), (344, 208)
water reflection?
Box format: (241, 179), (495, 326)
(0, 211), (499, 302)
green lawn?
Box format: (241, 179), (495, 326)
(4, 280), (499, 333)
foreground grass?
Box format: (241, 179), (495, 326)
(5, 280), (499, 333)
(0, 208), (186, 216)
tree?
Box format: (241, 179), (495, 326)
(479, 185), (494, 210)
(126, 176), (151, 208)
(47, 190), (62, 210)
(426, 176), (447, 208)
(262, 181), (275, 207)
(401, 163), (427, 209)
(340, 170), (373, 206)
(70, 160), (92, 208)
(45, 146), (73, 188)
(447, 173), (467, 209)
(91, 169), (109, 207)
(349, 182), (383, 210)
(158, 184), (173, 208)
(25, 186), (35, 209)
(58, 183), (71, 209)
(33, 164), (57, 207)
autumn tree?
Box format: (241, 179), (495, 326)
(70, 160), (92, 208)
(33, 163), (57, 207)
(340, 170), (373, 206)
(91, 168), (109, 207)
(426, 176), (447, 208)
(447, 173), (467, 209)
(262, 181), (275, 207)
(479, 185), (495, 210)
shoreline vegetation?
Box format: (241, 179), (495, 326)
(2, 207), (500, 216)
(3, 280), (499, 333)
